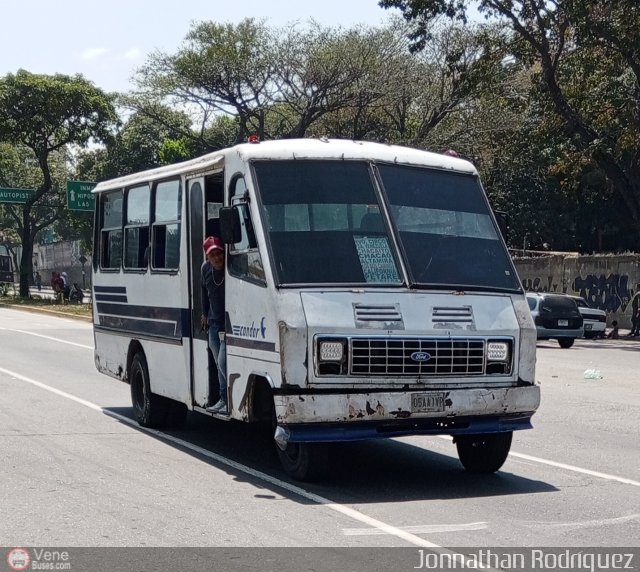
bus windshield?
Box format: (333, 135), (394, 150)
(255, 160), (402, 286)
(377, 164), (520, 291)
(254, 160), (519, 290)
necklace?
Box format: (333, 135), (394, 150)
(213, 272), (224, 287)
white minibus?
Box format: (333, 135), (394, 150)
(92, 138), (539, 480)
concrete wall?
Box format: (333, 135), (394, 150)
(513, 253), (640, 329)
(33, 241), (92, 289)
(28, 240), (640, 328)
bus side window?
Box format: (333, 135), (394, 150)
(100, 190), (123, 270)
(152, 179), (181, 270)
(124, 184), (150, 271)
(228, 175), (264, 284)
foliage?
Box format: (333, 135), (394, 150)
(3, 10), (638, 255)
(134, 19), (276, 145)
(0, 70), (118, 296)
(82, 105), (193, 180)
(379, 0), (640, 238)
(132, 18), (493, 144)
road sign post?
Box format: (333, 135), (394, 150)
(0, 188), (35, 204)
(67, 181), (96, 211)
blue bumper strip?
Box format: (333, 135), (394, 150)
(281, 415), (533, 443)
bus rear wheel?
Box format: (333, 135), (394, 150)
(455, 431), (512, 474)
(130, 351), (169, 428)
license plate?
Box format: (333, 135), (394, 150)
(411, 392), (445, 413)
(558, 319), (569, 326)
(584, 323), (592, 330)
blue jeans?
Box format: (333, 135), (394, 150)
(208, 325), (227, 404)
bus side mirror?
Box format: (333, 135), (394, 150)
(220, 206), (242, 244)
(495, 210), (509, 243)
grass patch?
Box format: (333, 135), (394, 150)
(0, 293), (92, 319)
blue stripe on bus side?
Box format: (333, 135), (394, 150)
(98, 315), (181, 339)
(96, 302), (192, 341)
(226, 336), (276, 353)
(94, 294), (128, 303)
(96, 302), (181, 321)
(94, 285), (127, 294)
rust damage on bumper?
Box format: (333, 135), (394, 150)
(274, 386), (540, 425)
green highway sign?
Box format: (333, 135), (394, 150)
(67, 181), (96, 211)
(0, 187), (34, 204)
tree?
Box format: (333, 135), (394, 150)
(135, 19), (464, 144)
(92, 106), (193, 179)
(267, 22), (394, 139)
(0, 70), (118, 297)
(135, 19), (277, 145)
(379, 0), (640, 237)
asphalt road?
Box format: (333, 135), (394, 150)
(0, 307), (638, 554)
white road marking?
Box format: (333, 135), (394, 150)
(0, 366), (104, 412)
(0, 328), (93, 350)
(522, 513), (640, 530)
(1, 323), (638, 489)
(436, 436), (640, 487)
(509, 452), (640, 487)
(0, 366), (506, 568)
(0, 365), (444, 551)
(344, 522), (488, 536)
(1, 363), (636, 563)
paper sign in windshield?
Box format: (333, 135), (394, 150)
(354, 236), (400, 283)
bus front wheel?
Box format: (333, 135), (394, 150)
(455, 431), (512, 474)
(276, 441), (329, 482)
(130, 352), (168, 428)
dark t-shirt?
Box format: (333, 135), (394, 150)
(201, 261), (225, 329)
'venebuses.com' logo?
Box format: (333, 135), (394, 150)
(7, 548), (31, 571)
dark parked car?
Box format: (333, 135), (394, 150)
(526, 292), (584, 348)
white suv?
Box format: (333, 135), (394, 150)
(568, 295), (607, 339)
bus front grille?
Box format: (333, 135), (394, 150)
(350, 338), (485, 376)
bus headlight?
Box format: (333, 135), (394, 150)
(319, 341), (344, 361)
(316, 337), (348, 376)
(487, 341), (509, 361)
(485, 340), (512, 375)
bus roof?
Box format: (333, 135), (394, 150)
(92, 138), (477, 194)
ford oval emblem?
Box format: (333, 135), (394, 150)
(410, 351), (432, 362)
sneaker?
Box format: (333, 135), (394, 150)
(206, 400), (227, 414)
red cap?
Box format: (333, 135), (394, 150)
(203, 236), (223, 255)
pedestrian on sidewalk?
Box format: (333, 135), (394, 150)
(34, 271), (42, 291)
(51, 271), (64, 304)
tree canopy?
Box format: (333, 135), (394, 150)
(0, 70), (118, 296)
(3, 9), (640, 262)
(380, 0), (640, 240)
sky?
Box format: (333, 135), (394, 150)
(1, 0), (395, 93)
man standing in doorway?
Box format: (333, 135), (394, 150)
(201, 236), (227, 414)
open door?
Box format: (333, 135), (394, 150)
(188, 177), (209, 407)
(188, 173), (225, 408)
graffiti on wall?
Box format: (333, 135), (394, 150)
(521, 276), (565, 294)
(573, 274), (633, 312)
(523, 273), (637, 313)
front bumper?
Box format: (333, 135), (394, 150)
(273, 385), (540, 443)
(536, 326), (583, 339)
(583, 320), (606, 333)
